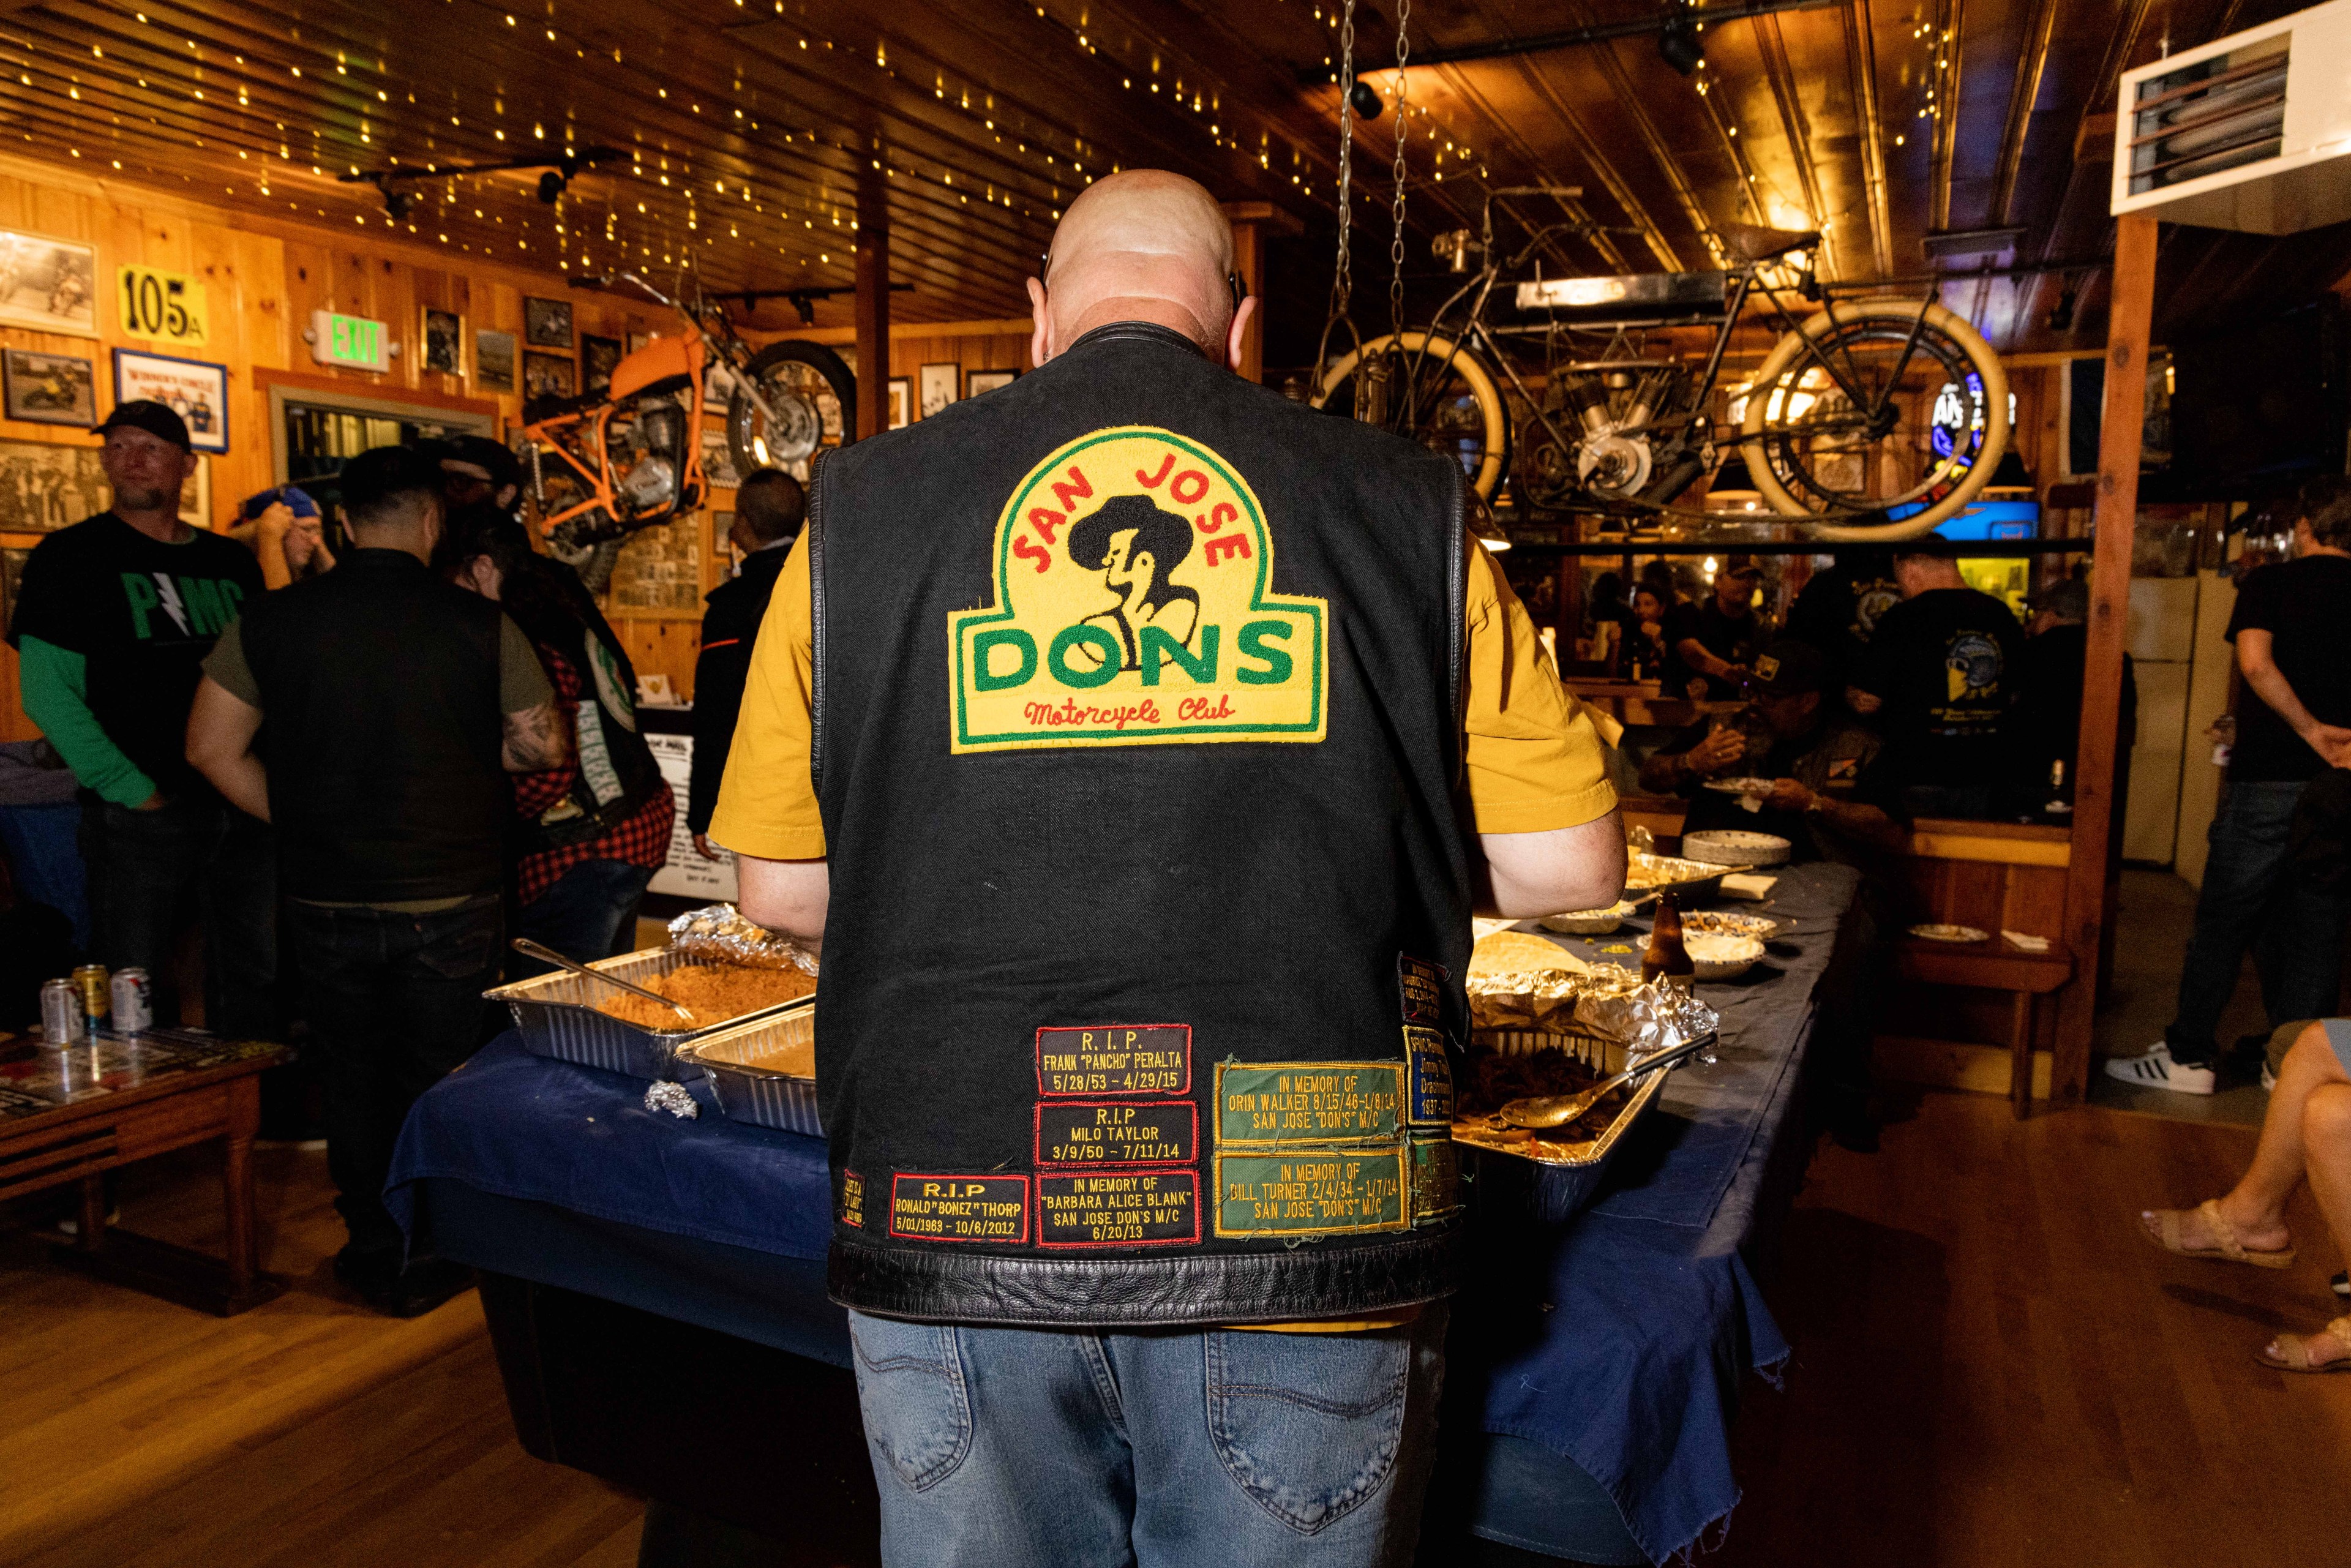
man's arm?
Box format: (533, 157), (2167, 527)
(736, 854), (828, 953)
(1472, 811), (1627, 919)
(18, 635), (161, 809)
(1639, 727), (1747, 793)
(501, 700), (571, 772)
(1674, 636), (1742, 683)
(1763, 778), (1908, 854)
(184, 677), (270, 821)
(2237, 628), (2351, 767)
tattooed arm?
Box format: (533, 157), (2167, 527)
(501, 699), (571, 772)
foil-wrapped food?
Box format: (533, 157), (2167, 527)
(666, 904), (820, 975)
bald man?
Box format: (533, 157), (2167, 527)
(711, 170), (1622, 1568)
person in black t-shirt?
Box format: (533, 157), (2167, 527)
(690, 468), (803, 858)
(1784, 547), (1902, 708)
(2009, 576), (2137, 799)
(6, 400), (274, 1040)
(1850, 536), (2021, 816)
(1666, 555), (1765, 700)
(2107, 476), (2351, 1097)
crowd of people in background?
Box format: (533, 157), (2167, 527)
(4, 399), (804, 1315)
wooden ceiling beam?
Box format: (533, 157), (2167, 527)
(1840, 0), (1894, 277)
(1750, 12), (1838, 276)
(1989, 0), (2057, 227)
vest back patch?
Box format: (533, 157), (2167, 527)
(949, 426), (1329, 753)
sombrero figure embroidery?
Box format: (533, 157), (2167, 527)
(948, 426), (1328, 754)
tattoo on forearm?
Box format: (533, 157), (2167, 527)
(502, 702), (569, 770)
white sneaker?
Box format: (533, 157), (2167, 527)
(2105, 1040), (2217, 1096)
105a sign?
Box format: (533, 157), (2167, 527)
(116, 265), (209, 347)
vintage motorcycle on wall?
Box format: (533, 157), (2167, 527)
(518, 270), (855, 590)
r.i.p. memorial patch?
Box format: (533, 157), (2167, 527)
(948, 426), (1329, 753)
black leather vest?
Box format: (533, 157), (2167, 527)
(811, 322), (1473, 1326)
(239, 549), (509, 903)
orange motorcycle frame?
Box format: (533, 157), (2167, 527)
(519, 330), (710, 537)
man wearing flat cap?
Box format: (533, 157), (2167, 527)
(7, 400), (274, 1038)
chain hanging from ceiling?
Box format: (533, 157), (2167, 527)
(1388, 0), (1411, 341)
(1330, 0), (1356, 325)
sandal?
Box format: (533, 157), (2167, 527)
(2141, 1199), (2297, 1269)
(2258, 1316), (2351, 1373)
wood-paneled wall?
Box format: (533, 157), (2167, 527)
(0, 154), (1038, 727)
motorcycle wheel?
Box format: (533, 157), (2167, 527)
(1311, 330), (1510, 503)
(727, 340), (857, 481)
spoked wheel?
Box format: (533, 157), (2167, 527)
(1738, 298), (2008, 540)
(1313, 330), (1510, 501)
(727, 340), (857, 482)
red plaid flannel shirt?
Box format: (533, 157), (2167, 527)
(513, 640), (677, 906)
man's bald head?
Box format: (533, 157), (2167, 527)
(1028, 170), (1256, 372)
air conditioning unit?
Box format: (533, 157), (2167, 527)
(2111, 0), (2351, 234)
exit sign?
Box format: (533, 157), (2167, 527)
(309, 309), (391, 372)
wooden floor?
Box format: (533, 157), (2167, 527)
(1717, 1087), (2351, 1568)
(0, 1144), (645, 1568)
(8, 1087), (2351, 1567)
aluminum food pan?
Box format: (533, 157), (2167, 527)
(486, 947), (812, 1082)
(1456, 1027), (1699, 1223)
(1624, 850), (1754, 903)
(677, 1004), (820, 1135)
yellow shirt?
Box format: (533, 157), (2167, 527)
(710, 532), (1616, 857)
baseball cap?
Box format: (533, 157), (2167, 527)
(94, 399), (191, 452)
(238, 485), (320, 522)
(2027, 577), (2089, 621)
(1722, 553), (1764, 579)
(1749, 639), (1832, 697)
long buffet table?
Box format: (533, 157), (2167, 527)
(387, 861), (1865, 1566)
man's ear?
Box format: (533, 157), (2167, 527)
(1027, 277), (1052, 369)
(1225, 296), (1258, 373)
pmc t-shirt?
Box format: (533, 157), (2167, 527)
(2224, 554), (2351, 782)
(9, 513), (264, 798)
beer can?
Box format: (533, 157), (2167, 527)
(71, 963), (110, 1030)
(39, 978), (77, 1045)
(111, 967), (153, 1033)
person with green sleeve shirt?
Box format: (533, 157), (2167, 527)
(7, 400), (275, 1045)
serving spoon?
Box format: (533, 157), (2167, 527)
(1497, 1033), (1717, 1129)
(512, 937), (697, 1025)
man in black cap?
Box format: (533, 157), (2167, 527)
(7, 400), (274, 1038)
(1641, 638), (1905, 867)
(1666, 553), (1766, 700)
(1848, 535), (2022, 818)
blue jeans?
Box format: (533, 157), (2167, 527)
(515, 858), (658, 970)
(289, 892), (503, 1266)
(2167, 780), (2349, 1067)
(847, 1304), (1449, 1568)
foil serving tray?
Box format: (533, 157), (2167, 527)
(677, 1003), (819, 1135)
(486, 946), (811, 1082)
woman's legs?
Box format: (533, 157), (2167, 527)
(2142, 1022), (2349, 1255)
(2270, 1082), (2351, 1365)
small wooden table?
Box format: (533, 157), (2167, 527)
(0, 1029), (291, 1315)
(1895, 939), (2074, 1119)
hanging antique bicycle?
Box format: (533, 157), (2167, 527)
(1311, 187), (2011, 541)
(518, 269), (855, 589)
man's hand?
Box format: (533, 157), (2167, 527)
(501, 700), (571, 772)
(1765, 778), (1813, 812)
(134, 790), (166, 811)
(692, 833), (726, 861)
(1685, 727), (1747, 776)
(2309, 723), (2351, 769)
(1845, 685), (1883, 715)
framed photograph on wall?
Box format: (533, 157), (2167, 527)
(0, 439), (110, 531)
(522, 351), (576, 402)
(0, 230), (99, 337)
(2, 349), (97, 426)
(700, 429), (743, 489)
(475, 329), (517, 393)
(918, 362), (958, 419)
(523, 296), (574, 348)
(966, 369), (1017, 399)
(179, 453), (211, 528)
(420, 307), (464, 375)
(113, 348), (228, 453)
(627, 331), (653, 356)
(888, 377), (911, 430)
(581, 334), (623, 394)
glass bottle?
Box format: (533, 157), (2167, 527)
(1642, 892), (1695, 991)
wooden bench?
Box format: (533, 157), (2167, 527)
(1894, 939), (2074, 1117)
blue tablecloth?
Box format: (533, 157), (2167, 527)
(390, 861), (1857, 1565)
